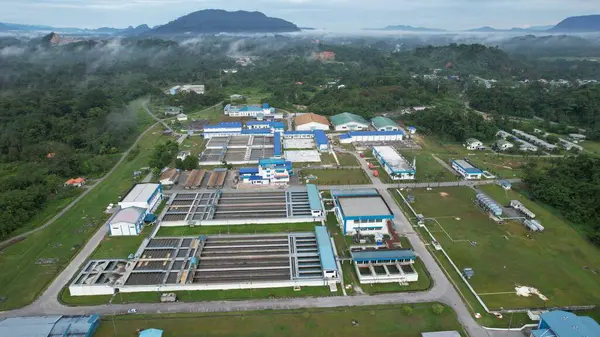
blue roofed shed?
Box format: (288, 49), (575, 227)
(140, 328), (164, 337)
(314, 226), (338, 277)
(351, 249), (416, 263)
(239, 167), (259, 175)
(531, 310), (600, 337)
(306, 184), (323, 214)
(331, 189), (379, 198)
(274, 132), (282, 156)
(313, 130), (329, 151)
(0, 315), (100, 337)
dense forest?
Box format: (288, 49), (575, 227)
(524, 154), (600, 246)
(467, 84), (600, 139)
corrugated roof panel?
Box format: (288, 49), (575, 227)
(306, 184), (322, 211)
(274, 132), (282, 156)
(351, 249), (416, 262)
(121, 184), (161, 203)
(330, 112), (368, 126)
(314, 226), (337, 272)
(371, 116), (398, 129)
(313, 130), (329, 147)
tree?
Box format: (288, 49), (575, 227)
(432, 303), (445, 315)
(545, 134), (559, 144)
(183, 155), (198, 170)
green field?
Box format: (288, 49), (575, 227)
(61, 283), (337, 306)
(179, 137), (206, 156)
(394, 186), (600, 309)
(335, 152), (360, 166)
(95, 303), (465, 337)
(581, 140), (600, 154)
(91, 234), (149, 259)
(0, 122), (168, 310)
(300, 168), (370, 185)
(398, 150), (458, 182)
(156, 222), (320, 236)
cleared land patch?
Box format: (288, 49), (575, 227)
(400, 186), (600, 309)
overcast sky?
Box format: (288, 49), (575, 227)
(1, 0), (598, 31)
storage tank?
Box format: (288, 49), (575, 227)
(476, 193), (503, 216)
(530, 219), (545, 232)
(523, 220), (539, 232)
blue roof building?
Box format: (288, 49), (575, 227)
(314, 226), (339, 279)
(203, 122), (243, 138)
(531, 310), (600, 337)
(351, 249), (416, 263)
(241, 128), (272, 135)
(313, 130), (329, 152)
(273, 132), (282, 157)
(140, 328), (164, 337)
(240, 158), (293, 185)
(283, 130), (314, 138)
(451, 159), (483, 180)
(306, 184), (323, 217)
(224, 103), (275, 117)
(0, 315), (100, 337)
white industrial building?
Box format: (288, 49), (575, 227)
(351, 249), (419, 284)
(372, 146), (416, 180)
(169, 84), (205, 95)
(108, 207), (146, 236)
(339, 131), (404, 144)
(559, 138), (584, 151)
(330, 112), (369, 131)
(202, 122), (243, 139)
(332, 189), (394, 235)
(495, 139), (514, 151)
(451, 159), (483, 180)
(118, 183), (163, 215)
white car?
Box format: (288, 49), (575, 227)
(127, 308), (137, 314)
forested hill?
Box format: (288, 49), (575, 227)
(551, 15), (600, 32)
(147, 10), (300, 34)
(407, 44), (525, 78)
(524, 154), (600, 246)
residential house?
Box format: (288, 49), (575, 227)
(65, 177), (86, 187)
(495, 139), (514, 151)
(464, 138), (484, 150)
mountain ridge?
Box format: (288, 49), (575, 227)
(145, 9), (300, 35)
(550, 14), (600, 32)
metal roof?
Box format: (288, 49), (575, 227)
(121, 184), (161, 204)
(274, 132), (282, 156)
(332, 189), (378, 197)
(0, 315), (100, 337)
(330, 112), (368, 126)
(421, 332), (461, 337)
(241, 129), (271, 135)
(371, 116), (398, 129)
(111, 207), (146, 224)
(306, 184), (322, 211)
(314, 226), (338, 272)
(313, 130), (329, 147)
(452, 159), (482, 174)
(533, 310), (600, 337)
(204, 122), (243, 129)
(140, 328), (164, 337)
(283, 131), (314, 135)
(346, 130), (404, 137)
(239, 167), (259, 174)
(373, 146), (415, 173)
(338, 196), (392, 218)
(351, 249), (416, 262)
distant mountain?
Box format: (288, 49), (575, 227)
(467, 25), (554, 32)
(366, 25), (446, 32)
(146, 9), (300, 35)
(121, 24), (151, 36)
(550, 15), (600, 32)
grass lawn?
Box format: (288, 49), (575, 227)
(91, 234), (149, 259)
(179, 136), (206, 156)
(0, 123), (169, 310)
(95, 303), (465, 337)
(581, 140), (600, 154)
(336, 152), (360, 166)
(156, 222), (320, 236)
(320, 152), (339, 165)
(300, 168), (370, 185)
(179, 103), (223, 122)
(61, 284), (337, 306)
(398, 150), (458, 182)
(393, 186), (600, 309)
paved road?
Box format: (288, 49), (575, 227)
(317, 179), (520, 191)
